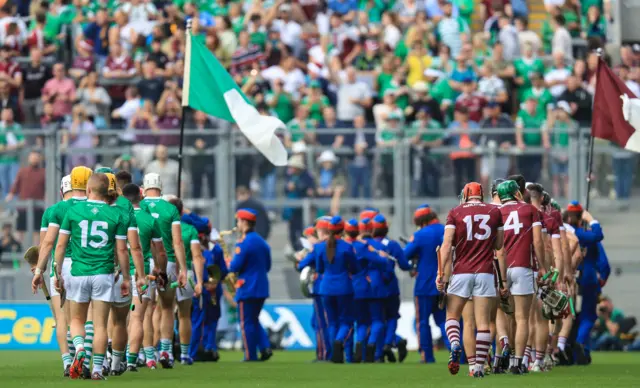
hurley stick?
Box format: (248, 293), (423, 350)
(436, 246), (447, 309)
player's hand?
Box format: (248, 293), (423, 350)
(194, 282), (203, 298)
(538, 267), (548, 279)
(54, 273), (65, 293)
(177, 270), (187, 288)
(31, 274), (43, 294)
(581, 210), (594, 223)
(121, 279), (131, 297)
(409, 270), (417, 278)
(136, 277), (147, 296)
(499, 285), (510, 299)
(436, 276), (445, 292)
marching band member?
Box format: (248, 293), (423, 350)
(187, 213), (228, 362)
(565, 201), (604, 364)
(229, 208), (271, 362)
(297, 223), (330, 362)
(315, 216), (357, 363)
(345, 219), (370, 363)
(359, 218), (393, 363)
(371, 214), (411, 363)
(403, 205), (446, 363)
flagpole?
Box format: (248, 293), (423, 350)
(177, 19), (193, 199)
(585, 48), (603, 210)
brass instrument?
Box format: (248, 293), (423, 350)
(216, 228), (238, 298)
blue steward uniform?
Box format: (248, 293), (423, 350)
(229, 221), (271, 361)
(574, 220), (604, 357)
(189, 245), (227, 359)
(403, 221), (447, 362)
(316, 237), (357, 361)
(299, 248), (331, 361)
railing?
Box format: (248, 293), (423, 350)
(2, 126), (626, 237)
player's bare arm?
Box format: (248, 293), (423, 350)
(171, 223), (187, 287)
(116, 239), (131, 297)
(191, 242), (204, 297)
(53, 232), (70, 292)
(532, 225), (547, 275)
(128, 228), (147, 294)
(438, 227), (455, 289)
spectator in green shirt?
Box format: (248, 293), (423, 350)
(545, 101), (575, 198)
(515, 96), (548, 183)
(265, 79), (294, 124)
(376, 111), (402, 197)
(285, 105), (316, 148)
(0, 108), (25, 198)
(301, 81), (330, 123)
(592, 297), (625, 351)
(407, 106), (444, 196)
(514, 42), (546, 101)
(523, 72), (554, 118)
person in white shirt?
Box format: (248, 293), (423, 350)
(551, 15), (573, 61)
(515, 17), (541, 55)
(619, 65), (640, 97)
(544, 50), (572, 98)
(270, 4), (302, 56)
(261, 57), (306, 99)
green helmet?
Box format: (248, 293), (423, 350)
(95, 167), (113, 174)
(550, 199), (561, 211)
(496, 180), (519, 202)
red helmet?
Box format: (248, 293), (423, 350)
(461, 182), (483, 203)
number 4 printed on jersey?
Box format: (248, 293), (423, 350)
(463, 214), (491, 241)
(504, 211), (524, 235)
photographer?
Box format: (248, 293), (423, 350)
(592, 297), (625, 351)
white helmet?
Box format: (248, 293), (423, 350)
(60, 175), (72, 195)
(143, 173), (162, 192)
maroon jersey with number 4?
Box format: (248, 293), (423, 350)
(446, 202), (503, 275)
(500, 201), (542, 269)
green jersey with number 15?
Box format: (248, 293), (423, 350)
(130, 208), (162, 275)
(60, 199), (127, 276)
(140, 197), (181, 263)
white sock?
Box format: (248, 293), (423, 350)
(558, 336), (567, 352)
(111, 350), (124, 371)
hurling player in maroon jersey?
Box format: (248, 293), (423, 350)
(527, 184), (564, 371)
(495, 180), (546, 375)
(438, 182), (507, 378)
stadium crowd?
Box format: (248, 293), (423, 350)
(0, 0), (636, 208)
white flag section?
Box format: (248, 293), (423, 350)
(224, 89), (288, 166)
(619, 94), (640, 152)
(182, 32), (288, 166)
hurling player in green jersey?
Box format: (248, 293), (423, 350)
(104, 172), (147, 375)
(167, 196), (204, 365)
(122, 183), (168, 370)
(54, 173), (131, 380)
(39, 175), (74, 376)
(139, 172), (187, 368)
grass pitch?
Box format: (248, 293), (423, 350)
(0, 350), (639, 387)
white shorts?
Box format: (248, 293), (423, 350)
(50, 258), (72, 298)
(507, 267), (535, 295)
(166, 262), (195, 303)
(448, 273), (497, 299)
(113, 273), (133, 307)
(68, 274), (115, 303)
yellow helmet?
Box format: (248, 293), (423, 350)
(70, 166), (93, 190)
(105, 173), (117, 192)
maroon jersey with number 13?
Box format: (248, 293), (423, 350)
(445, 202), (503, 275)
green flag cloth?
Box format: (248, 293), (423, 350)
(182, 31), (288, 166)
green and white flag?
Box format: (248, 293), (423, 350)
(181, 31), (288, 166)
